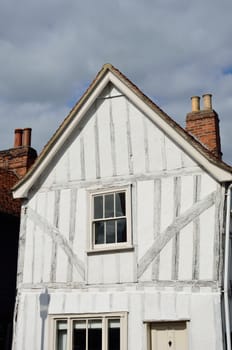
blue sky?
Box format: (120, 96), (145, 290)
(223, 67), (232, 75)
(0, 0), (232, 162)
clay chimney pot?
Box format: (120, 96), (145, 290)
(191, 96), (200, 112)
(14, 129), (23, 147)
(23, 128), (32, 147)
(202, 94), (212, 110)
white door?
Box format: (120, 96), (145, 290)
(150, 322), (188, 350)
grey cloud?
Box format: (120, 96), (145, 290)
(0, 101), (69, 152)
(0, 0), (232, 161)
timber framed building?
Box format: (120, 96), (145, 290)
(11, 64), (232, 350)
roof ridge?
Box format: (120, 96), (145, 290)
(12, 64), (232, 194)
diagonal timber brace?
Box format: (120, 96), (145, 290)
(27, 207), (85, 280)
(137, 191), (216, 278)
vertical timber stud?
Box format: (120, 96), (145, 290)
(192, 175), (201, 284)
(172, 176), (181, 281)
(152, 178), (161, 280)
(50, 190), (60, 282)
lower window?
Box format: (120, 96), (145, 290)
(51, 313), (127, 350)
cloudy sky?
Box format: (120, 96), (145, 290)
(0, 0), (232, 162)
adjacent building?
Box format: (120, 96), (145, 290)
(0, 128), (37, 350)
(11, 64), (232, 349)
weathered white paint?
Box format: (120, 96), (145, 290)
(13, 69), (232, 199)
(21, 185), (219, 287)
(129, 103), (146, 174)
(165, 136), (182, 170)
(83, 106), (96, 180)
(178, 224), (194, 280)
(42, 191), (55, 282)
(12, 79), (228, 350)
(33, 225), (44, 283)
(159, 178), (174, 281)
(199, 206), (215, 280)
(73, 188), (86, 265)
(23, 216), (34, 283)
(54, 149), (69, 184)
(55, 189), (70, 282)
(37, 90), (208, 192)
(13, 289), (224, 350)
(178, 176), (194, 281)
(24, 294), (38, 350)
(110, 85), (121, 97)
(146, 119), (163, 172)
(13, 294), (25, 350)
(181, 152), (197, 168)
(200, 173), (217, 198)
(180, 175), (194, 214)
(69, 137), (82, 181)
(112, 95), (130, 176)
(160, 177), (174, 232)
(97, 97), (114, 178)
(41, 164), (54, 188)
(119, 251), (136, 283)
(137, 180), (154, 259)
(35, 193), (47, 283)
(87, 251), (135, 285)
(190, 294), (220, 349)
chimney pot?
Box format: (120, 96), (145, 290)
(14, 128), (23, 147)
(202, 94), (212, 110)
(23, 128), (32, 147)
(191, 96), (200, 112)
(186, 93), (221, 158)
(0, 127), (37, 178)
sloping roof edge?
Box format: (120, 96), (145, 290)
(13, 63), (232, 197)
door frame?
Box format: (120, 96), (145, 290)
(144, 320), (190, 350)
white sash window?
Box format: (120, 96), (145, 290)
(89, 187), (132, 251)
(50, 313), (127, 350)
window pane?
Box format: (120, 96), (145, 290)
(88, 320), (102, 350)
(95, 222), (105, 244)
(56, 321), (67, 350)
(115, 192), (125, 217)
(106, 221), (116, 243)
(57, 321), (67, 330)
(108, 319), (120, 350)
(105, 194), (114, 218)
(117, 219), (127, 243)
(73, 321), (86, 350)
(88, 320), (102, 329)
(73, 321), (86, 329)
(94, 196), (103, 219)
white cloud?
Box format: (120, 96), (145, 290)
(0, 0), (232, 161)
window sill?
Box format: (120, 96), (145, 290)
(86, 245), (134, 255)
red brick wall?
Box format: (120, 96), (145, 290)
(0, 144), (37, 216)
(0, 146), (37, 178)
(0, 169), (21, 216)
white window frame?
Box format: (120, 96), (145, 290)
(88, 186), (132, 252)
(49, 312), (128, 350)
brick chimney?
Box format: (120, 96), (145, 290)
(0, 128), (37, 178)
(186, 94), (222, 159)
